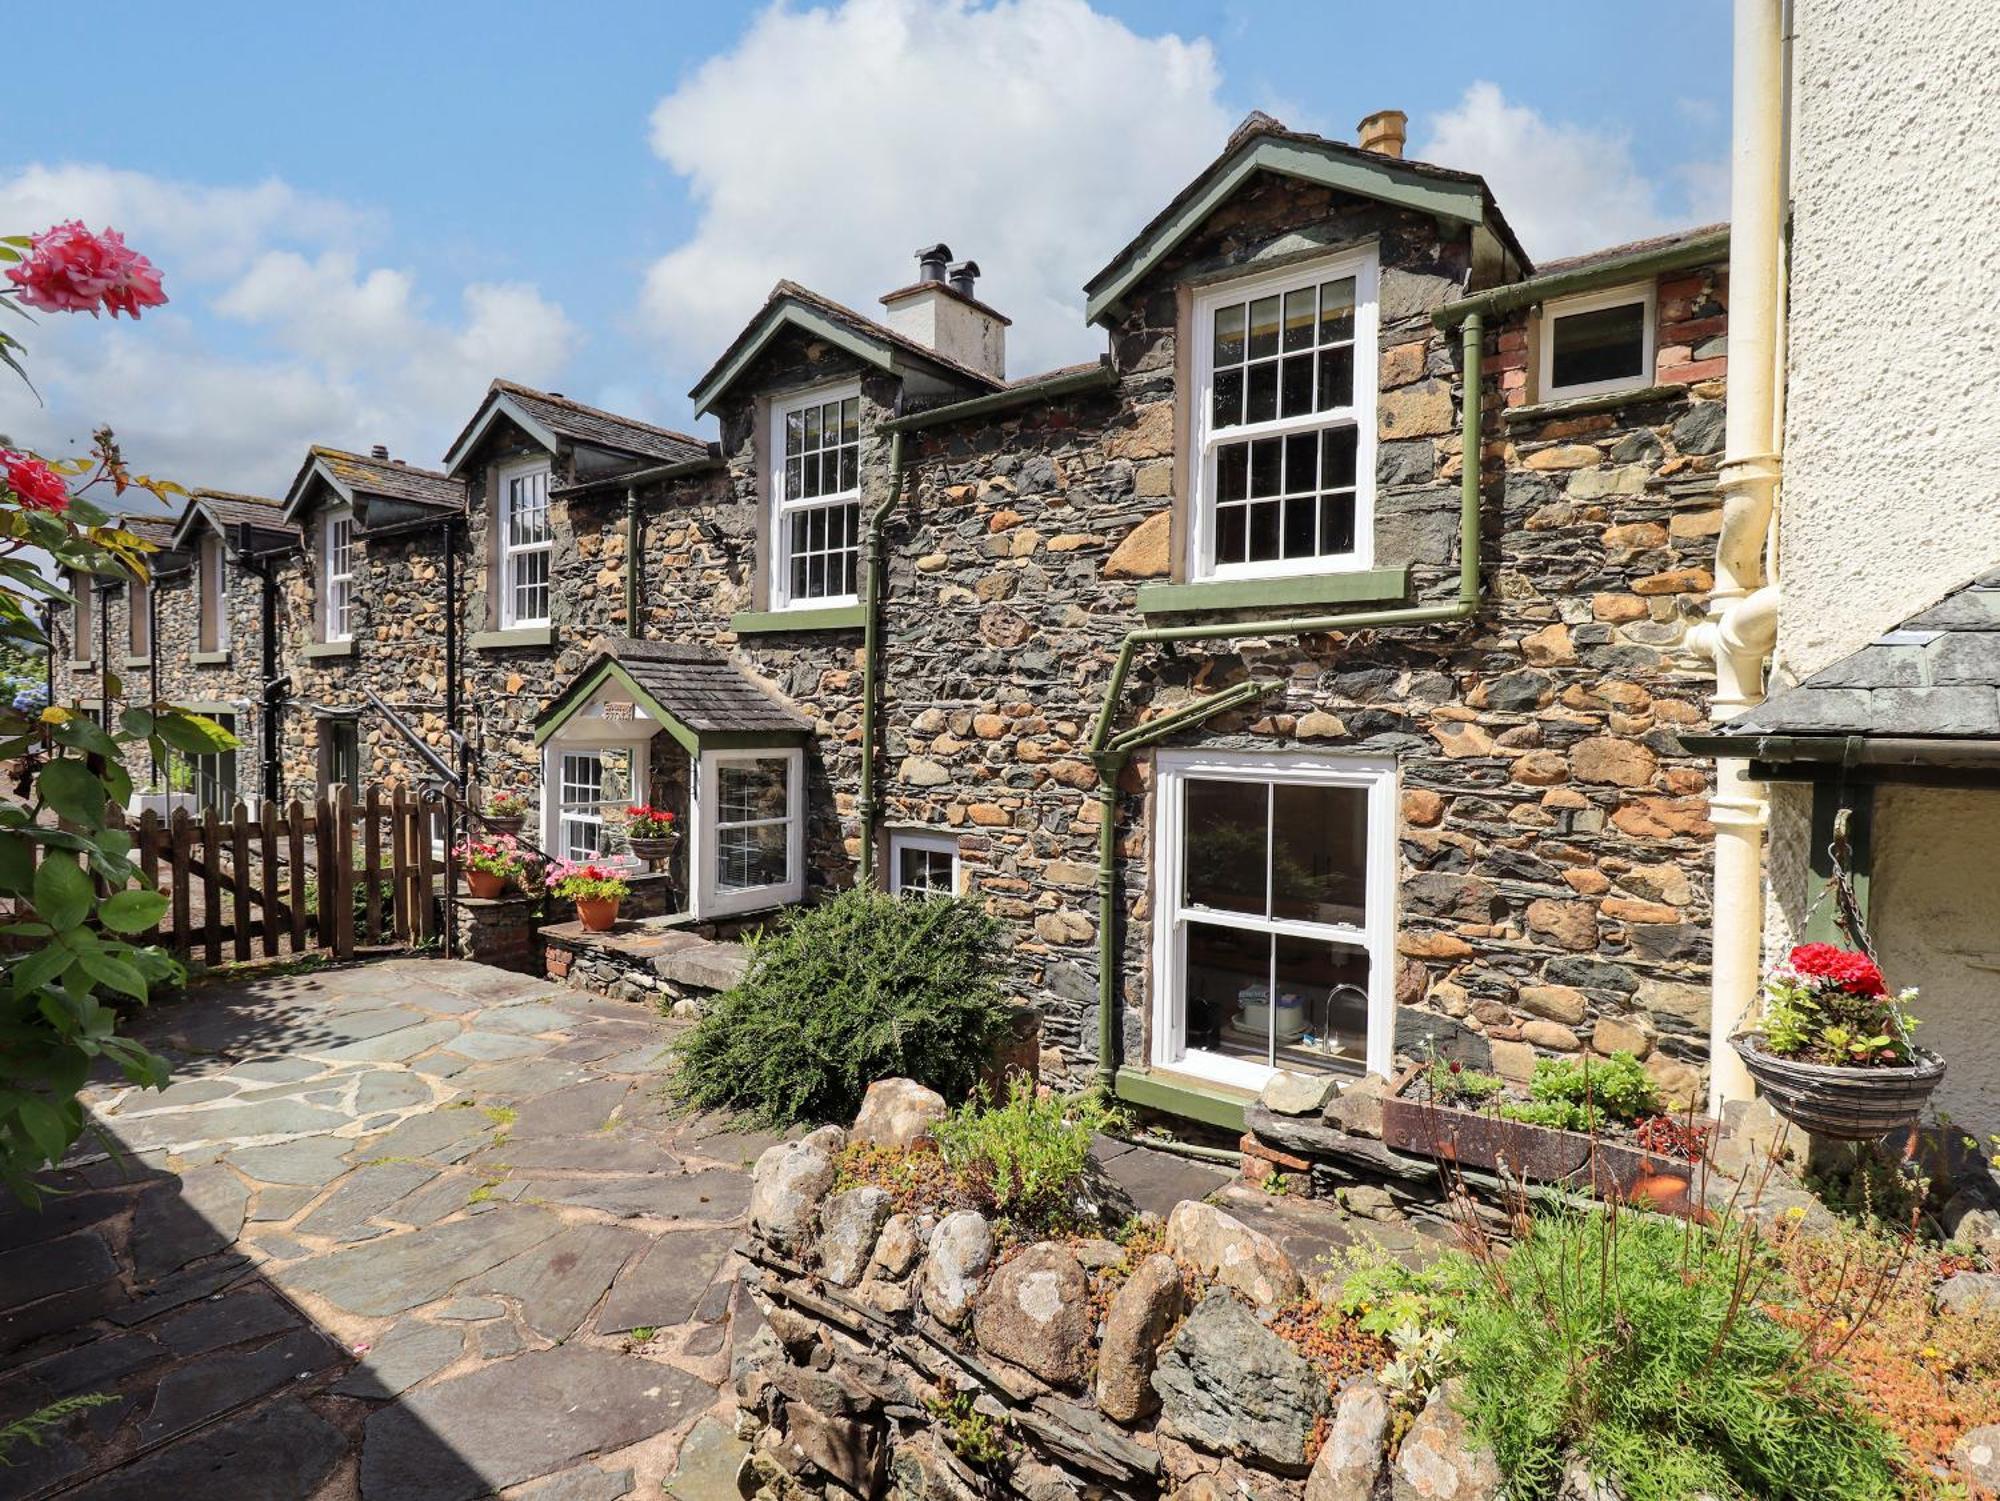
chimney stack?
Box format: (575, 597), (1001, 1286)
(371, 444), (389, 460)
(1356, 109), (1407, 159)
(881, 244), (1009, 381)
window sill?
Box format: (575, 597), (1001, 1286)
(471, 625), (556, 650)
(191, 651), (232, 667)
(122, 656), (151, 670)
(68, 659), (96, 672)
(1135, 566), (1411, 616)
(1112, 1068), (1250, 1132)
(729, 604), (867, 634)
(303, 640), (357, 660)
(1504, 383), (1684, 422)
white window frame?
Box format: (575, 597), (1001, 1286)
(1537, 281), (1657, 402)
(889, 830), (961, 898)
(323, 505), (354, 642)
(540, 738), (650, 867)
(768, 382), (862, 611)
(197, 536), (229, 652)
(1150, 748), (1398, 1091)
(1189, 247), (1379, 582)
(693, 746), (805, 918)
(497, 458), (553, 628)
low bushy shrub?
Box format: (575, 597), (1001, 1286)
(669, 887), (1009, 1127)
(932, 1074), (1112, 1231)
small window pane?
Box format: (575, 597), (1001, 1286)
(838, 446), (858, 491)
(1272, 782), (1370, 924)
(1280, 353), (1314, 419)
(1212, 367), (1244, 429)
(802, 404), (820, 449)
(1316, 346), (1354, 411)
(1183, 778), (1267, 915)
(1249, 438), (1282, 497)
(1215, 442), (1249, 502)
(1247, 499), (1281, 562)
(840, 397), (859, 443)
(1319, 279), (1356, 343)
(1215, 503), (1247, 564)
(785, 457), (802, 501)
(1213, 303), (1246, 364)
(1321, 426), (1358, 490)
(1272, 935), (1371, 1071)
(719, 757), (789, 823)
(1245, 362), (1278, 424)
(1247, 295), (1281, 361)
(1184, 921), (1276, 1066)
(785, 409), (805, 455)
(1282, 494), (1317, 558)
(1550, 301), (1646, 389)
(1283, 432), (1317, 493)
(1282, 288), (1317, 352)
(1319, 494), (1357, 556)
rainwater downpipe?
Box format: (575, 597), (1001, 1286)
(623, 487), (641, 638)
(1086, 312), (1488, 1092)
(855, 429), (905, 887)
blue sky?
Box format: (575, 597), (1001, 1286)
(3, 0), (1729, 498)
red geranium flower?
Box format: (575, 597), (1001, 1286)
(1787, 942), (1886, 996)
(5, 221), (167, 319)
(0, 449), (71, 514)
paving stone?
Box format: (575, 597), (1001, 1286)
(318, 1019), (461, 1063)
(297, 1161), (439, 1241)
(332, 1318), (467, 1399)
(304, 1006), (428, 1042)
(434, 1295), (506, 1321)
(0, 1188), (127, 1254)
(247, 1183), (318, 1221)
(132, 1164), (250, 1281)
(353, 1071), (435, 1114)
(352, 1108), (492, 1165)
(544, 1036), (629, 1064)
(249, 1234), (315, 1261)
(87, 1397), (347, 1501)
(227, 1057), (326, 1084)
(526, 1463), (639, 1500)
(502, 1080), (632, 1139)
(1091, 1139), (1231, 1219)
(228, 1137), (352, 1187)
(444, 1030), (549, 1062)
(448, 1058), (590, 1099)
(280, 1207), (563, 1316)
(379, 1171), (484, 1227)
(106, 1077), (239, 1114)
(411, 1051), (477, 1079)
(476, 1319), (528, 1358)
(470, 1133), (677, 1175)
(0, 1279), (124, 1357)
(8, 1330), (163, 1399)
(476, 1004), (579, 1037)
(0, 1232), (118, 1311)
(106, 1256), (253, 1325)
(532, 1169), (749, 1221)
(155, 1289), (300, 1356)
(594, 1044), (671, 1073)
(480, 1222), (649, 1340)
(137, 1325), (342, 1443)
(664, 1414), (750, 1501)
(109, 1098), (350, 1152)
(358, 1346), (714, 1501)
(598, 1227), (739, 1334)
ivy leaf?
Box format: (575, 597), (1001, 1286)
(98, 889), (167, 935)
(36, 760), (109, 828)
(31, 857), (92, 932)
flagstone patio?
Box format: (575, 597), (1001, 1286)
(0, 956), (1236, 1500)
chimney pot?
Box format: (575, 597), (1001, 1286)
(1356, 108), (1408, 159)
(370, 444), (389, 460)
(914, 243), (952, 283)
(947, 259), (981, 298)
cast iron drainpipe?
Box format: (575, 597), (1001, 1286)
(853, 427), (905, 885)
(1085, 311), (1489, 1092)
(234, 524), (284, 805)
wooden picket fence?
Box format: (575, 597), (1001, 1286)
(108, 784), (441, 966)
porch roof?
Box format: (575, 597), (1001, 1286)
(534, 639), (814, 753)
(1679, 566), (2000, 775)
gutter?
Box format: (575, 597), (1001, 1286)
(1086, 312), (1490, 1091)
(549, 451), (724, 501)
(1431, 226), (1730, 329)
(881, 359), (1118, 434)
(1675, 733), (2000, 771)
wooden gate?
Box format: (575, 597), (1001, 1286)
(113, 784), (440, 965)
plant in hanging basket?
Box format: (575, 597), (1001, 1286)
(618, 804), (678, 862)
(1733, 943), (1945, 1141)
(483, 789), (529, 833)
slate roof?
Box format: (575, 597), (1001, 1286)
(485, 380), (708, 465)
(1711, 568), (2000, 740)
(541, 639), (813, 739)
(174, 490), (301, 551)
(689, 279), (1006, 413)
(1535, 222), (1731, 279)
(311, 447), (465, 510)
(117, 513), (182, 549)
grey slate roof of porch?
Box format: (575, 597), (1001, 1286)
(490, 381), (709, 465)
(1706, 567), (2000, 739)
(541, 639), (814, 738)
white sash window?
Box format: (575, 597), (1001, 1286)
(499, 460), (553, 628)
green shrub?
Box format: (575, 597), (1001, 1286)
(932, 1074), (1111, 1231)
(1526, 1050), (1661, 1126)
(669, 887), (1010, 1128)
(1498, 1098), (1590, 1132)
(1445, 1209), (1903, 1500)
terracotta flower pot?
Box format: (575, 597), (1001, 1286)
(466, 868), (508, 900)
(576, 896), (621, 932)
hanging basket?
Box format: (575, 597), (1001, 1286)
(483, 814), (525, 837)
(1732, 1033), (1947, 1141)
(626, 834), (678, 864)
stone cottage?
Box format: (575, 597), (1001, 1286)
(53, 110), (1732, 1130)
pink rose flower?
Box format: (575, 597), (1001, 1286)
(5, 222), (167, 319)
(0, 450), (71, 514)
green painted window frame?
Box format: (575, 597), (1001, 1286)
(1112, 1068), (1249, 1132)
(1134, 565), (1411, 616)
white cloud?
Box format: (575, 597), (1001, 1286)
(638, 0), (1232, 388)
(0, 166), (578, 497)
(1415, 82), (1728, 262)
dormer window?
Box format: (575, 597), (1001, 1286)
(1538, 283), (1655, 400)
(196, 536), (228, 654)
(323, 505), (354, 642)
(771, 386), (860, 609)
(498, 458), (552, 628)
(1191, 247), (1378, 580)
